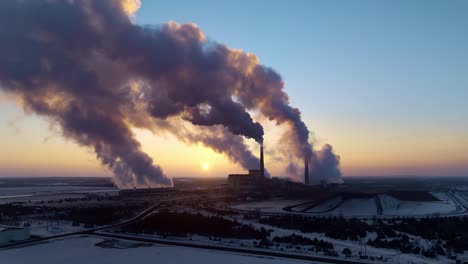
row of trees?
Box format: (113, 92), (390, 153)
(123, 210), (269, 239)
(259, 215), (369, 240)
(391, 216), (468, 253)
(272, 234), (334, 250)
(260, 214), (468, 257)
(0, 202), (146, 227)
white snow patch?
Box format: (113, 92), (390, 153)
(327, 198), (377, 216)
(380, 194), (457, 216)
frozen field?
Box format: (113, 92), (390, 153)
(0, 236), (306, 264)
(0, 186), (118, 196)
(0, 186), (118, 204)
(301, 197), (344, 213)
(231, 190), (465, 217)
(325, 198), (378, 216)
(231, 199), (308, 213)
(380, 193), (459, 216)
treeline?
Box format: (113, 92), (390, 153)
(259, 215), (468, 257)
(123, 210), (268, 239)
(368, 234), (446, 258)
(63, 204), (146, 226)
(273, 234), (334, 250)
(0, 203), (144, 227)
(0, 204), (47, 217)
(390, 217), (468, 253)
(368, 233), (421, 255)
(259, 215), (369, 240)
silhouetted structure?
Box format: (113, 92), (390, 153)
(227, 144), (265, 189)
(260, 144), (265, 179)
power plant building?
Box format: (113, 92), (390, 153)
(227, 145), (265, 189)
(227, 144), (312, 189)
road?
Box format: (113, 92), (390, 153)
(93, 232), (369, 264)
(0, 198), (170, 249)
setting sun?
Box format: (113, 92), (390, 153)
(202, 163), (210, 171)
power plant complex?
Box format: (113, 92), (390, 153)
(227, 144), (310, 189)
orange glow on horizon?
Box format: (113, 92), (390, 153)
(0, 103), (467, 178)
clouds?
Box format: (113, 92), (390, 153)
(0, 0), (340, 187)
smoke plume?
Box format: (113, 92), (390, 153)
(0, 0), (340, 187)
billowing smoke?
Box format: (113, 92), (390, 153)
(310, 145), (342, 184)
(0, 0), (340, 187)
(144, 118), (262, 172)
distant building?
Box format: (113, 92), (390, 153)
(227, 145), (265, 190)
(227, 170), (263, 189)
(227, 144), (313, 190)
(0, 225), (30, 244)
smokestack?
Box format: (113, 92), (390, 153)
(260, 143), (265, 178)
(304, 160), (309, 185)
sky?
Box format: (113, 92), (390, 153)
(0, 0), (467, 178)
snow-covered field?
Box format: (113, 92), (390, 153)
(0, 186), (118, 204)
(379, 193), (459, 216)
(28, 221), (86, 237)
(298, 197), (343, 213)
(231, 199), (308, 213)
(0, 186), (118, 196)
(107, 219), (450, 264)
(231, 191), (466, 218)
(0, 236), (305, 264)
(326, 198), (377, 216)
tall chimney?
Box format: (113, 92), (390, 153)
(304, 159), (309, 185)
(260, 143), (265, 178)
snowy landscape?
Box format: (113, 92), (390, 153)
(1, 1), (467, 263)
(0, 236), (307, 264)
(1, 177), (468, 264)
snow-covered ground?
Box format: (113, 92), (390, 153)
(0, 186), (118, 204)
(233, 197), (377, 217)
(239, 218), (452, 264)
(109, 205), (452, 264)
(109, 216), (450, 264)
(0, 236), (306, 264)
(28, 221), (86, 237)
(326, 198), (377, 216)
(230, 199), (308, 213)
(302, 197), (343, 213)
(379, 194), (458, 216)
(0, 186), (118, 196)
(230, 191), (466, 218)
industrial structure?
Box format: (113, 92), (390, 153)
(227, 144), (265, 189)
(227, 144), (313, 190)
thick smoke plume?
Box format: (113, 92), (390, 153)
(0, 0), (340, 187)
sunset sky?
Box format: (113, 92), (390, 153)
(0, 0), (467, 178)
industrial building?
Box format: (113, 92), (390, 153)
(227, 144), (312, 189)
(227, 145), (265, 189)
(0, 225), (30, 244)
